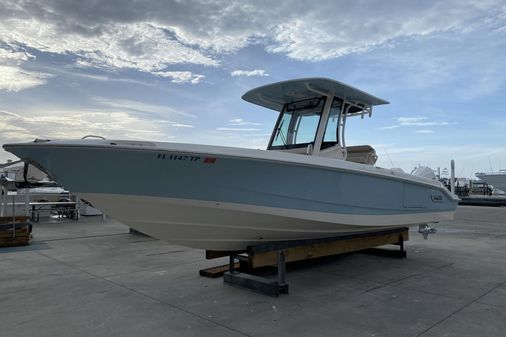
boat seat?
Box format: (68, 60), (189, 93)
(345, 145), (378, 165)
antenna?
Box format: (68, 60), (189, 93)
(383, 148), (395, 168)
(488, 157), (493, 172)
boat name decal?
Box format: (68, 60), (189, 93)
(156, 153), (217, 164)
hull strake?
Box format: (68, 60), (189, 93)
(80, 193), (455, 250)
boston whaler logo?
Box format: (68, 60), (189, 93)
(431, 194), (443, 202)
(156, 153), (217, 164)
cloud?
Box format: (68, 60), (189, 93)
(377, 117), (451, 131)
(228, 118), (262, 126)
(0, 113), (36, 141)
(0, 48), (53, 91)
(231, 69), (269, 77)
(266, 1), (506, 61)
(378, 125), (400, 130)
(0, 108), (176, 145)
(0, 18), (217, 76)
(351, 17), (506, 96)
(169, 123), (194, 128)
(92, 97), (196, 128)
(397, 117), (449, 126)
(0, 65), (52, 92)
(1, 0), (504, 76)
(93, 97), (196, 119)
(0, 48), (32, 63)
(216, 127), (262, 132)
(153, 71), (205, 84)
(216, 117), (264, 132)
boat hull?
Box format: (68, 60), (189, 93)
(80, 193), (454, 250)
(476, 173), (506, 192)
(3, 140), (458, 250)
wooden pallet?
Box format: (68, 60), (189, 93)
(0, 216), (30, 224)
(0, 237), (31, 247)
(0, 217), (32, 247)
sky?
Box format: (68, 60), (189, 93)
(0, 0), (505, 178)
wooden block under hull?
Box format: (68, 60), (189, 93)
(205, 227), (409, 269)
(249, 230), (408, 268)
(199, 263), (241, 278)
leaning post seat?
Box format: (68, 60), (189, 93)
(345, 145), (378, 165)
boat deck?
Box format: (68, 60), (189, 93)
(1, 206), (505, 337)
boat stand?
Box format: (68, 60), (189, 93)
(202, 227), (408, 297)
(223, 250), (289, 297)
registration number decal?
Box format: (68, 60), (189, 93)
(156, 153), (217, 164)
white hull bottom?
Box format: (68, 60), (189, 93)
(80, 193), (454, 251)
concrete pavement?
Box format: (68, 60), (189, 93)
(1, 206), (505, 337)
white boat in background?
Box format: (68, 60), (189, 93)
(2, 78), (458, 250)
(475, 170), (506, 194)
(1, 160), (74, 217)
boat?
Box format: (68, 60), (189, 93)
(1, 160), (57, 190)
(1, 160), (75, 218)
(475, 170), (506, 194)
(2, 78), (458, 250)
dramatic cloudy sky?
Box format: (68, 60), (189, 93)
(1, 0), (505, 177)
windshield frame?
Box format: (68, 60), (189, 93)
(267, 97), (326, 150)
(320, 97), (344, 150)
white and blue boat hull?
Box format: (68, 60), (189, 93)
(3, 139), (458, 250)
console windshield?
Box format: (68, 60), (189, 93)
(269, 97), (326, 149)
